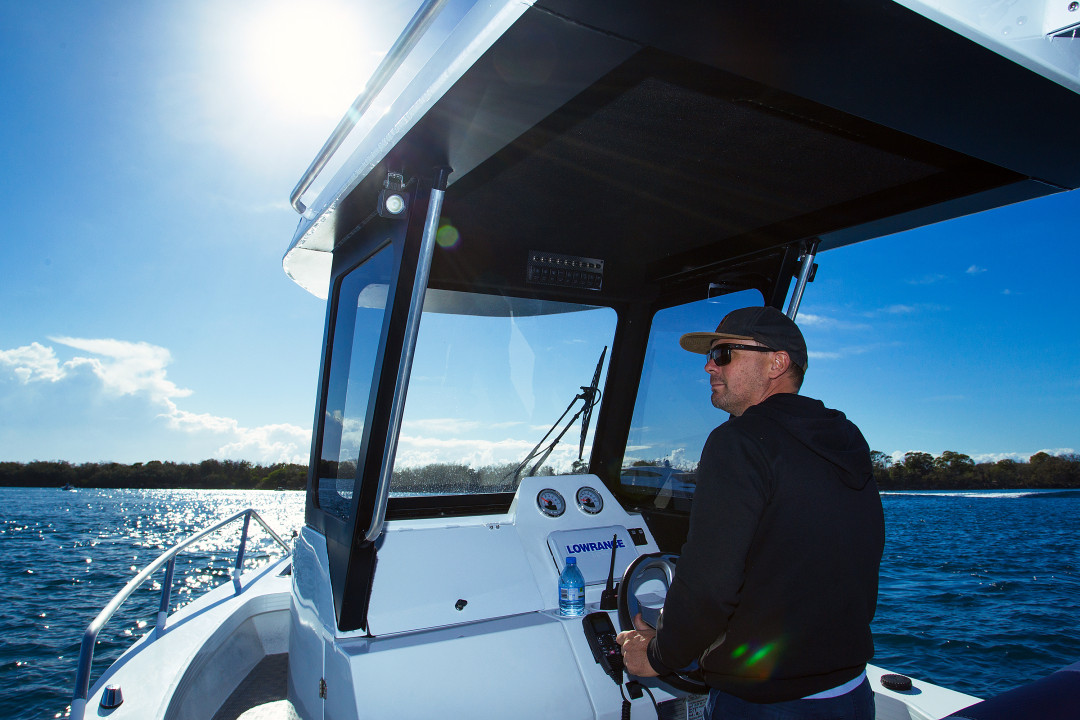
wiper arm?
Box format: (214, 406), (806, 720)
(504, 346), (607, 482)
(578, 346), (607, 461)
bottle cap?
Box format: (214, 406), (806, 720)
(565, 557), (576, 564)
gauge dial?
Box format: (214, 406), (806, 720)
(576, 486), (604, 514)
(536, 488), (566, 518)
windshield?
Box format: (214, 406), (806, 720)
(620, 289), (763, 510)
(389, 291), (616, 496)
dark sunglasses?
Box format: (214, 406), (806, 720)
(707, 343), (775, 367)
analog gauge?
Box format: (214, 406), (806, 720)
(537, 488), (566, 518)
(576, 486), (604, 515)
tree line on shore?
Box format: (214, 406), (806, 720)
(0, 459), (308, 490)
(0, 458), (550, 492)
(624, 451), (1080, 491)
(1, 450), (1078, 491)
(871, 450), (1080, 490)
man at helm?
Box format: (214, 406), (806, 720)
(617, 306), (884, 720)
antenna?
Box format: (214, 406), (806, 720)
(600, 533), (619, 610)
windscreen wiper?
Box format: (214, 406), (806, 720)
(578, 346), (606, 460)
(505, 346), (607, 482)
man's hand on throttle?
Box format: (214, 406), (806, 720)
(615, 613), (660, 677)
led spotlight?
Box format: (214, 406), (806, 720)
(377, 172), (408, 219)
(383, 193), (405, 215)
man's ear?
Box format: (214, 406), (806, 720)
(768, 351), (791, 379)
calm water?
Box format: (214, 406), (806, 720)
(1, 487), (1078, 719)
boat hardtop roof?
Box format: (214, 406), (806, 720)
(284, 0), (1080, 307)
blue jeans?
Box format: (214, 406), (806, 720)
(705, 677), (875, 720)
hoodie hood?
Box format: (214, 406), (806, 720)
(744, 393), (873, 489)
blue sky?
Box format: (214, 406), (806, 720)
(1, 2), (1076, 467)
(793, 187), (1080, 464)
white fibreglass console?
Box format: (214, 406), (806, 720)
(288, 474), (689, 719)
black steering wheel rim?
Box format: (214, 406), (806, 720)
(617, 552), (709, 694)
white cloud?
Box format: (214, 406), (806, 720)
(966, 265), (987, 274)
(2, 338), (193, 403)
(167, 405), (309, 462)
(392, 419), (601, 471)
(214, 423), (311, 463)
(0, 337), (309, 463)
(807, 341), (899, 361)
(0, 342), (66, 382)
(887, 449), (927, 464)
(51, 336), (192, 403)
(796, 313), (871, 331)
(662, 446), (693, 470)
(966, 449), (1075, 464)
(969, 451), (1027, 464)
(795, 313), (827, 327)
(860, 303), (945, 318)
(395, 433), (534, 468)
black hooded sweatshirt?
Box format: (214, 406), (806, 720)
(646, 393), (884, 703)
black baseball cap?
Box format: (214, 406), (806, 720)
(679, 306), (808, 371)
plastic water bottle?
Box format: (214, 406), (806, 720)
(559, 556), (585, 617)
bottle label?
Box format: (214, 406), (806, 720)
(560, 587), (584, 603)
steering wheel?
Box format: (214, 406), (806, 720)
(617, 552), (709, 694)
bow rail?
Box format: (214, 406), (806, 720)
(71, 508), (292, 706)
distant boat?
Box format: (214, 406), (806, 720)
(60, 484), (74, 491)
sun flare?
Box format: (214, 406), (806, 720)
(242, 0), (381, 122)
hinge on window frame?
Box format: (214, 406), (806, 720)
(319, 677), (327, 699)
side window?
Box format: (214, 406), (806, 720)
(316, 247), (394, 520)
(620, 290), (763, 510)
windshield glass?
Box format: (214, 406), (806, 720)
(390, 291), (616, 496)
(620, 290), (763, 510)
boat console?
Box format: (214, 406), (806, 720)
(290, 474), (705, 718)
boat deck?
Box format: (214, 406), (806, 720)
(236, 701), (299, 720)
(216, 654), (292, 720)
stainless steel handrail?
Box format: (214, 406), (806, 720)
(71, 508), (292, 706)
(289, 0), (451, 216)
(785, 237), (820, 321)
(366, 167), (451, 542)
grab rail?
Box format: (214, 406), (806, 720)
(289, 0), (450, 216)
(71, 508), (292, 706)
